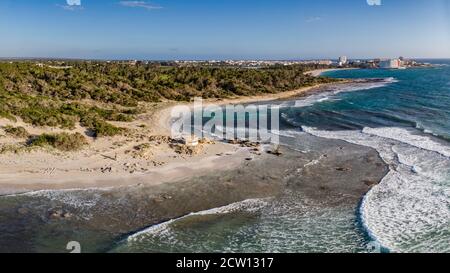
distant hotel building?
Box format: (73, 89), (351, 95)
(338, 56), (348, 66)
(318, 60), (333, 65)
(379, 58), (402, 69)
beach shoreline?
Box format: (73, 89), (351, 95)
(0, 79), (353, 195)
(0, 134), (389, 253)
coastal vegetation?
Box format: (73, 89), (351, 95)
(29, 132), (88, 152)
(0, 61), (337, 136)
(0, 131), (88, 153)
(3, 125), (29, 138)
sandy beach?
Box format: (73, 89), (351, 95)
(0, 80), (353, 195)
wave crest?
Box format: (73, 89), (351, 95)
(302, 126), (450, 253)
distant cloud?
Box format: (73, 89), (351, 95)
(306, 16), (322, 23)
(58, 0), (83, 11)
(67, 0), (81, 5)
(367, 0), (382, 6)
(119, 1), (162, 10)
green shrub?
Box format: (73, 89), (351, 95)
(3, 126), (29, 138)
(79, 114), (123, 137)
(0, 111), (17, 122)
(30, 132), (88, 151)
(0, 144), (26, 154)
(91, 120), (123, 137)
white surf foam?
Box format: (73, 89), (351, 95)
(362, 127), (450, 157)
(4, 187), (116, 208)
(302, 126), (450, 253)
(127, 198), (270, 242)
(293, 78), (395, 109)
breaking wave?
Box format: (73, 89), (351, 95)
(302, 126), (450, 253)
(292, 78), (397, 109)
(127, 198), (270, 243)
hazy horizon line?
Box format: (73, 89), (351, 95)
(1, 56), (450, 62)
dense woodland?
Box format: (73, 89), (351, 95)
(0, 61), (337, 137)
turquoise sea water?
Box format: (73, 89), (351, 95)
(304, 64), (450, 138)
(118, 60), (450, 253)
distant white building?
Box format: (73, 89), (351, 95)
(318, 60), (333, 65)
(338, 56), (348, 66)
(379, 59), (402, 69)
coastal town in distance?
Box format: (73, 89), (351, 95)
(3, 56), (432, 70)
(169, 56), (431, 69)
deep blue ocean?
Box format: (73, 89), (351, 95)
(118, 60), (450, 253)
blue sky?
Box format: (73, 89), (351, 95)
(0, 0), (449, 60)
